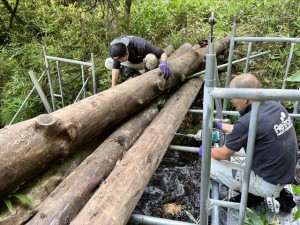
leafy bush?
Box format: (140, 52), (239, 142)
(0, 0), (300, 126)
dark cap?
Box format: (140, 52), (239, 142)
(109, 43), (127, 60)
(109, 36), (130, 60)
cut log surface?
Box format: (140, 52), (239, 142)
(25, 101), (161, 225)
(0, 38), (229, 199)
(70, 77), (203, 225)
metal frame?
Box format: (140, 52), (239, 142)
(201, 26), (300, 225)
(43, 46), (96, 111)
(130, 23), (300, 225)
(9, 48), (96, 125)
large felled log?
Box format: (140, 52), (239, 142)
(0, 38), (229, 198)
(0, 140), (100, 225)
(26, 100), (161, 225)
(70, 77), (203, 225)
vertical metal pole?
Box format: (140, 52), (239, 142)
(238, 101), (260, 225)
(200, 12), (216, 225)
(279, 43), (295, 105)
(81, 65), (86, 99)
(211, 180), (220, 225)
(293, 97), (299, 114)
(282, 43), (295, 90)
(223, 24), (236, 111)
(214, 50), (222, 120)
(293, 88), (299, 123)
(91, 53), (96, 94)
(244, 42), (252, 73)
(211, 17), (220, 225)
(43, 46), (55, 111)
(56, 61), (65, 107)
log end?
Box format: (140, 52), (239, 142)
(35, 114), (57, 134)
(164, 45), (175, 57)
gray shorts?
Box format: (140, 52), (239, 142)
(210, 158), (284, 198)
(105, 53), (159, 71)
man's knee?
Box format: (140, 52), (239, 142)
(105, 58), (113, 70)
(144, 54), (159, 70)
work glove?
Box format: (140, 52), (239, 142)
(159, 61), (172, 78)
(213, 121), (222, 130)
(199, 145), (203, 157)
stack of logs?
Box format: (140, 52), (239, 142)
(0, 38), (230, 225)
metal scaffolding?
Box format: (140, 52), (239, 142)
(130, 19), (300, 225)
(43, 46), (96, 111)
(9, 48), (96, 125)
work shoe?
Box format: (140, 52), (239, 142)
(276, 188), (296, 213)
(229, 193), (264, 207)
(120, 66), (141, 78)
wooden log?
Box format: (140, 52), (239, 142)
(0, 140), (100, 225)
(25, 100), (161, 225)
(70, 77), (203, 225)
(0, 38), (229, 198)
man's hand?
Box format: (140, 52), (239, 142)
(213, 121), (222, 130)
(159, 61), (172, 78)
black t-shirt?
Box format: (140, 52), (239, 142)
(111, 36), (164, 69)
(225, 101), (298, 185)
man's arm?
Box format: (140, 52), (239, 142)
(213, 121), (234, 133)
(160, 52), (168, 62)
(221, 123), (234, 133)
(111, 69), (120, 87)
(211, 145), (235, 160)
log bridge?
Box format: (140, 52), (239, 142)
(0, 38), (230, 225)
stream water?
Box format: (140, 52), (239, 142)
(128, 134), (300, 225)
(130, 150), (203, 224)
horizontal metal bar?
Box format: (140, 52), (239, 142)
(188, 109), (240, 116)
(211, 88), (300, 101)
(210, 199), (240, 210)
(169, 145), (247, 157)
(234, 37), (300, 43)
(130, 214), (196, 225)
(169, 145), (198, 153)
(188, 109), (300, 118)
(189, 50), (271, 78)
(45, 55), (92, 66)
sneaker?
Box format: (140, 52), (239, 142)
(276, 188), (296, 213)
(229, 193), (264, 207)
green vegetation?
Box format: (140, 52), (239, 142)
(292, 184), (300, 222)
(2, 193), (32, 213)
(0, 0), (300, 125)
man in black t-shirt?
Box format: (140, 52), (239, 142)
(201, 73), (298, 211)
(105, 35), (171, 87)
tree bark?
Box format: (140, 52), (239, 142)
(25, 100), (161, 225)
(0, 139), (100, 225)
(124, 0), (131, 32)
(0, 38), (229, 198)
(70, 77), (203, 225)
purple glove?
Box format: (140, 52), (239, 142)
(199, 146), (203, 156)
(213, 121), (222, 130)
(159, 61), (172, 78)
